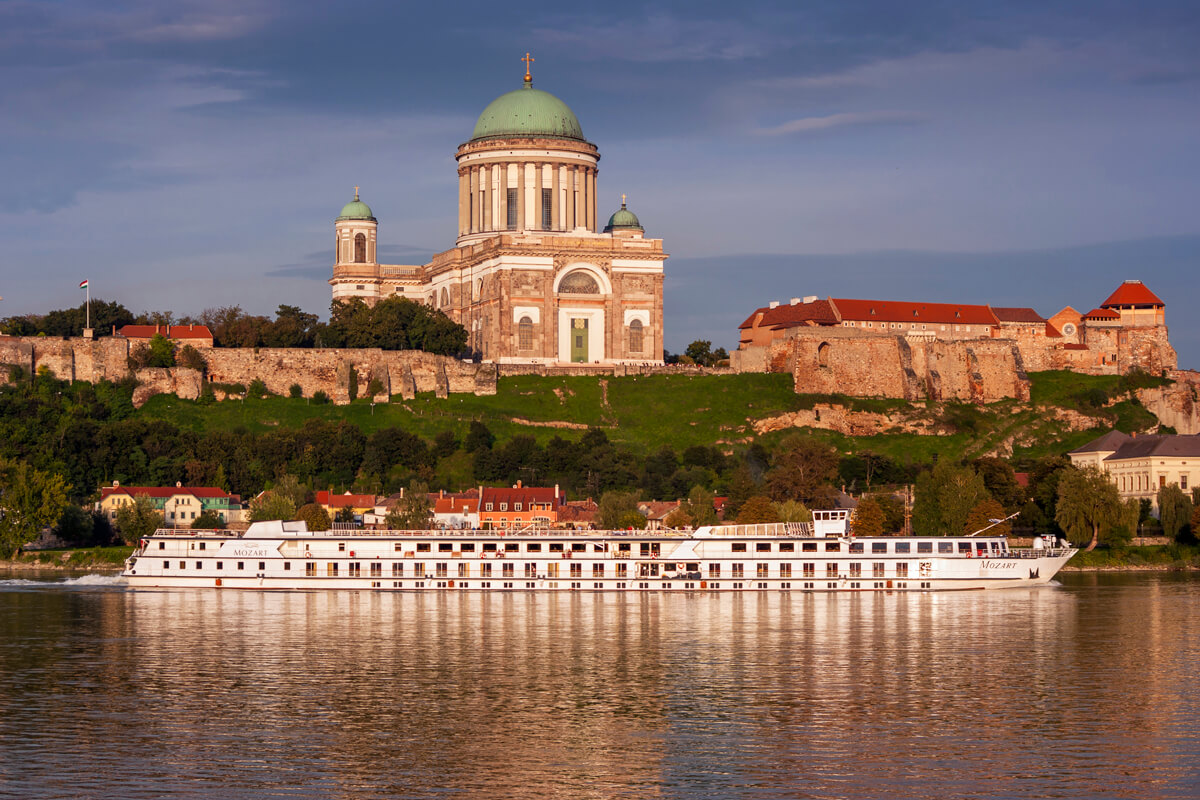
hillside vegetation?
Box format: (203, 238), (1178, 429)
(137, 370), (1163, 464)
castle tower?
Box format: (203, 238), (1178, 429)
(330, 189), (381, 303)
(454, 54), (601, 245)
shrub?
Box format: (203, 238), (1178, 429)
(311, 390), (330, 405)
(178, 345), (207, 372)
(347, 366), (358, 402)
(248, 378), (268, 398)
(367, 377), (384, 397)
(289, 383), (303, 399)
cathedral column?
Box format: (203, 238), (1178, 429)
(468, 167), (479, 234)
(516, 161), (526, 231)
(573, 167), (582, 230)
(458, 169), (468, 236)
(587, 168), (597, 232)
(499, 165), (508, 231)
(551, 165), (560, 231)
(482, 165), (492, 231)
(534, 162), (543, 230)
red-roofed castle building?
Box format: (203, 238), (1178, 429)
(116, 324), (214, 348)
(733, 279), (1176, 402)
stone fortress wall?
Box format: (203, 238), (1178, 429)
(0, 336), (726, 408)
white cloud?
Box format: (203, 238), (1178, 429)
(756, 110), (924, 135)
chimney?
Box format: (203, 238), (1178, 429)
(790, 298), (801, 305)
(515, 480), (522, 489)
(768, 301), (779, 309)
(803, 295), (818, 304)
(175, 481), (182, 488)
(555, 483), (560, 499)
(113, 480), (119, 488)
(112, 325), (116, 336)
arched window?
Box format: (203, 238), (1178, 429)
(628, 319), (643, 354)
(440, 288), (449, 308)
(558, 270), (600, 294)
(475, 279), (484, 301)
(817, 341), (831, 367)
(518, 316), (533, 351)
(354, 233), (366, 263)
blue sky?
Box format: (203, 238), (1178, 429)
(2, 1), (1198, 365)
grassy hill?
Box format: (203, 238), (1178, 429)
(137, 370), (1165, 465)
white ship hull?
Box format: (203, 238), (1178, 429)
(123, 515), (1077, 593)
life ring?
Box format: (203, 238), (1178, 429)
(305, 552), (312, 558)
(215, 578), (222, 587)
(966, 551), (972, 558)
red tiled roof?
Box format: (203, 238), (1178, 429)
(1013, 472), (1030, 488)
(738, 300), (839, 330)
(1100, 280), (1163, 308)
(1064, 343), (1090, 351)
(1083, 308), (1120, 320)
(992, 307), (1046, 324)
(315, 491), (377, 507)
(118, 324), (213, 340)
(101, 486), (234, 500)
(433, 497), (478, 514)
(831, 298), (999, 326)
(480, 487), (561, 505)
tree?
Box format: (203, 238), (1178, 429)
(1191, 503), (1200, 540)
(1055, 466), (1126, 551)
(616, 511), (648, 530)
(851, 498), (885, 537)
(289, 383), (303, 399)
(177, 345), (207, 373)
(0, 460), (71, 557)
(662, 505), (694, 528)
(296, 503), (332, 531)
(114, 494), (162, 544)
(54, 504), (95, 546)
(1158, 484), (1194, 542)
(271, 474), (310, 510)
(146, 333), (177, 368)
(913, 461), (991, 536)
(598, 491), (641, 529)
(465, 421), (495, 452)
(872, 493), (905, 533)
(972, 457), (1025, 511)
(325, 296), (468, 355)
(736, 496), (779, 523)
(684, 485), (718, 527)
(685, 340), (713, 366)
(249, 490), (296, 522)
(776, 500), (812, 523)
(963, 498), (1011, 537)
(192, 510), (223, 529)
(385, 482), (433, 530)
(765, 435), (839, 507)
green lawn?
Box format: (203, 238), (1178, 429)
(140, 373), (805, 451)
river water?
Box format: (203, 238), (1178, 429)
(1, 573), (1198, 799)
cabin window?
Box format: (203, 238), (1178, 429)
(732, 564), (745, 578)
(895, 542), (911, 554)
(339, 542), (346, 552)
(958, 542), (972, 553)
(802, 542), (817, 552)
(756, 542), (771, 552)
(779, 564), (792, 578)
(550, 543), (564, 552)
(849, 563), (862, 577)
(938, 542), (954, 554)
(481, 563), (493, 577)
(418, 543), (431, 552)
(392, 563), (404, 576)
(917, 542), (932, 554)
(825, 563), (838, 577)
(572, 543), (585, 552)
(873, 563), (885, 577)
(178, 561), (186, 570)
(779, 542), (795, 552)
(802, 563), (815, 577)
(159, 542), (165, 550)
(593, 564), (605, 578)
(461, 543), (475, 552)
(483, 543), (497, 552)
(306, 563), (316, 576)
(327, 563), (337, 576)
(526, 543), (541, 552)
(897, 563), (909, 578)
(237, 562), (244, 570)
(757, 563), (769, 578)
(849, 542), (864, 553)
(825, 542), (841, 552)
(435, 563), (448, 577)
(439, 543), (453, 552)
(732, 542), (747, 552)
(524, 563), (536, 578)
(505, 543), (519, 552)
(872, 543), (888, 554)
(708, 564), (721, 578)
(502, 564), (514, 577)
(258, 562), (265, 571)
(570, 564), (582, 578)
(413, 563), (424, 576)
(458, 564), (469, 578)
(216, 562), (223, 570)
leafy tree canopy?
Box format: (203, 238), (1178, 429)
(0, 459), (71, 558)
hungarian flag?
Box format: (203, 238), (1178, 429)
(79, 279), (88, 289)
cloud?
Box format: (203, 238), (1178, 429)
(756, 110), (924, 135)
(533, 13), (782, 63)
(266, 245), (436, 281)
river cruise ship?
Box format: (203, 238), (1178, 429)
(122, 510), (1076, 592)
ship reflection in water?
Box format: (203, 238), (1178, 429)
(1, 574), (1199, 799)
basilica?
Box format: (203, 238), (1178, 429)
(329, 58), (667, 365)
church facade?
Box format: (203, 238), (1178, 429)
(329, 60), (667, 365)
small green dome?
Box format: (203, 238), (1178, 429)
(604, 198), (642, 232)
(472, 81), (585, 142)
(337, 193), (375, 221)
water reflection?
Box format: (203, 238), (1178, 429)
(1, 576), (1198, 799)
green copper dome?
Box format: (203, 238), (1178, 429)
(471, 82), (585, 142)
(337, 193), (375, 221)
(604, 198), (642, 232)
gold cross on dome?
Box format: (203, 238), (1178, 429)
(354, 185), (360, 200)
(621, 193), (627, 206)
(522, 52), (534, 81)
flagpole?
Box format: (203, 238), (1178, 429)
(86, 282), (90, 331)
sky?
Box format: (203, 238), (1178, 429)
(1, 0), (1198, 365)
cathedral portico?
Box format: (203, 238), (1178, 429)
(330, 56), (666, 365)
